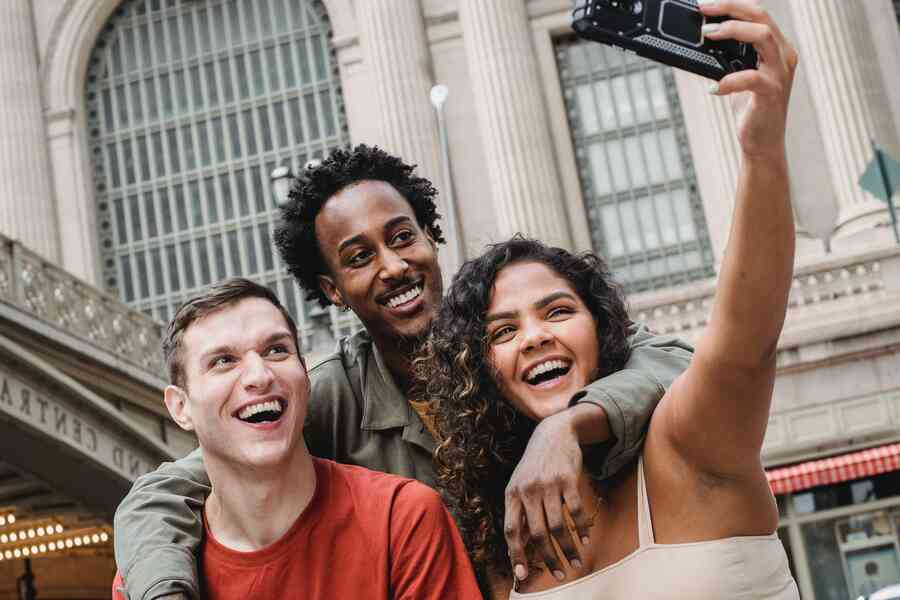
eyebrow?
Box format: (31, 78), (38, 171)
(197, 331), (295, 364)
(485, 291), (578, 323)
(336, 215), (415, 255)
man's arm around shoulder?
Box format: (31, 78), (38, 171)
(389, 482), (482, 599)
(114, 447), (209, 600)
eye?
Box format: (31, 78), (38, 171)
(210, 355), (235, 369)
(347, 249), (373, 267)
(490, 325), (516, 344)
(548, 306), (574, 320)
(265, 344), (290, 357)
(391, 229), (416, 246)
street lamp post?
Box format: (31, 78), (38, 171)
(270, 166), (295, 208)
(430, 84), (464, 270)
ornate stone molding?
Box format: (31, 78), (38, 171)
(0, 233), (164, 378)
(631, 246), (900, 353)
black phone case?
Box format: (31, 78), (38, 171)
(572, 0), (757, 81)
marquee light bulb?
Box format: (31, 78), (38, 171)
(13, 549), (20, 558)
(100, 532), (109, 542)
(55, 524), (63, 534)
(37, 527), (44, 536)
(48, 542), (56, 551)
(8, 515), (15, 524)
(65, 539), (73, 548)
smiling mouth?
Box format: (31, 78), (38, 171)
(383, 283), (423, 309)
(234, 399), (285, 425)
(525, 359), (572, 386)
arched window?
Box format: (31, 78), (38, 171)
(556, 39), (715, 293)
(86, 0), (355, 354)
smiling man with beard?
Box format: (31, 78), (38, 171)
(113, 145), (694, 599)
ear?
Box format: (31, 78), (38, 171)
(317, 274), (344, 308)
(164, 385), (195, 432)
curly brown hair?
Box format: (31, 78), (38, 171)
(416, 237), (631, 579)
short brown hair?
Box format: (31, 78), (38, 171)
(163, 278), (301, 388)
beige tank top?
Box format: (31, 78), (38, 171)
(510, 457), (799, 599)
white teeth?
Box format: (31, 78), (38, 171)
(525, 360), (569, 383)
(387, 286), (422, 308)
(237, 400), (283, 420)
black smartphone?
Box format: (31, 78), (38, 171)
(572, 0), (757, 81)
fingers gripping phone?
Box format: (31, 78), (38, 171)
(572, 0), (758, 80)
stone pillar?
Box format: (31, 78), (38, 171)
(0, 1), (59, 263)
(788, 0), (889, 239)
(355, 1), (443, 190)
(457, 0), (571, 248)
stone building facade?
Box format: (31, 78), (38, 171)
(1, 1), (900, 597)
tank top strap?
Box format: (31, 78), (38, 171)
(636, 455), (655, 547)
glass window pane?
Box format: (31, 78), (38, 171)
(166, 245), (179, 292)
(588, 143), (611, 197)
(259, 223), (274, 270)
(235, 169), (250, 216)
(189, 181), (203, 227)
(244, 226), (258, 273)
(659, 128), (684, 179)
(181, 241), (196, 288)
(212, 234), (226, 280)
(636, 196), (660, 249)
(204, 177), (219, 224)
(90, 0), (349, 357)
(144, 191), (158, 238)
(672, 189), (697, 243)
(228, 230), (242, 275)
(151, 248), (164, 296)
(600, 204), (624, 257)
(623, 136), (644, 188)
(129, 195), (143, 242)
(135, 250), (150, 298)
(197, 237), (211, 285)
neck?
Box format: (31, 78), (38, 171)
(205, 444), (317, 552)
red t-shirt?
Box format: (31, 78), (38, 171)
(113, 458), (480, 599)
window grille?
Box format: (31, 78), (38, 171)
(86, 0), (358, 355)
(556, 38), (715, 293)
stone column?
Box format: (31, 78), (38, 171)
(355, 0), (443, 191)
(457, 0), (571, 248)
(0, 1), (60, 263)
(788, 0), (889, 239)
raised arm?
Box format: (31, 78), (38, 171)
(655, 0), (798, 479)
(503, 324), (692, 579)
(113, 448), (209, 600)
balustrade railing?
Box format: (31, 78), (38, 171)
(631, 248), (898, 344)
(0, 235), (165, 378)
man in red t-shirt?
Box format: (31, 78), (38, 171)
(113, 278), (479, 599)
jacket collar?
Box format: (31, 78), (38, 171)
(356, 333), (436, 453)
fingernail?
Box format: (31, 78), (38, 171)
(514, 564), (528, 581)
(553, 570), (566, 581)
(582, 536), (590, 545)
(571, 559), (583, 570)
(708, 83), (720, 95)
(697, 0), (717, 6)
(701, 23), (720, 35)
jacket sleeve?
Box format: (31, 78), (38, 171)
(113, 447), (209, 600)
(574, 321), (693, 479)
(389, 482), (483, 600)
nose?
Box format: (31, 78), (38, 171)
(241, 352), (274, 391)
(520, 318), (553, 353)
(379, 249), (409, 281)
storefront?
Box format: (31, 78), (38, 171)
(771, 444), (900, 599)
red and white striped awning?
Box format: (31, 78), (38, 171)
(767, 443), (900, 495)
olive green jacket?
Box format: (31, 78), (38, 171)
(114, 323), (692, 600)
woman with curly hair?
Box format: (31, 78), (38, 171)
(418, 1), (800, 597)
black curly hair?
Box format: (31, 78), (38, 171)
(274, 144), (445, 307)
(415, 236), (632, 579)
